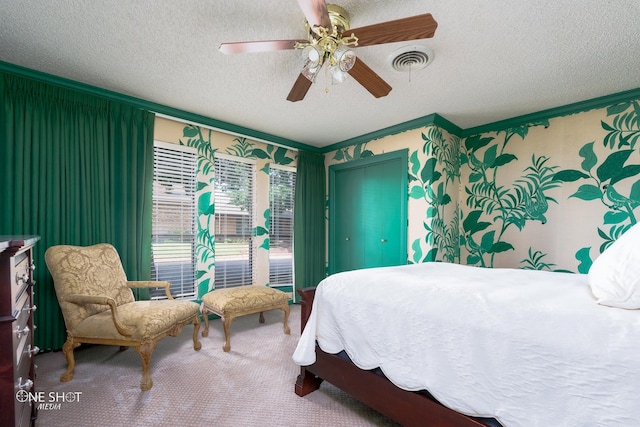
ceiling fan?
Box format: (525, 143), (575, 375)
(219, 0), (438, 102)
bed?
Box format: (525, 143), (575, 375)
(292, 225), (640, 427)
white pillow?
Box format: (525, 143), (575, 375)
(588, 222), (640, 309)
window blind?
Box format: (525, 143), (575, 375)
(214, 155), (255, 289)
(269, 166), (296, 286)
(151, 141), (197, 299)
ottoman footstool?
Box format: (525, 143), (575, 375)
(201, 285), (290, 352)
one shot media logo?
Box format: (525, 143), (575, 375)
(15, 390), (82, 410)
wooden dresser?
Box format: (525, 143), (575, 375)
(0, 236), (40, 427)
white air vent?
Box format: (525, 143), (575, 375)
(389, 45), (434, 72)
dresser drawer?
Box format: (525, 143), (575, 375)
(14, 317), (36, 427)
(1, 235), (39, 427)
(12, 251), (32, 306)
(15, 395), (33, 427)
(13, 293), (32, 355)
(14, 323), (35, 427)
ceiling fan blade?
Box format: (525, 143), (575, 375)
(347, 58), (392, 98)
(348, 14), (438, 47)
(219, 40), (306, 54)
(286, 74), (313, 102)
(296, 0), (332, 35)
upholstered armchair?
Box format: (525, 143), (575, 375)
(45, 243), (202, 391)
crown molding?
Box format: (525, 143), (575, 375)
(4, 61), (639, 152)
(461, 88), (640, 137)
(321, 113), (462, 153)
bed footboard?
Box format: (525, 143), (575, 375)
(294, 287), (496, 427)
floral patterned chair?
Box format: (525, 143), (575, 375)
(45, 243), (201, 391)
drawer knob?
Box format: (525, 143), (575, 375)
(22, 304), (37, 313)
(15, 325), (29, 339)
(16, 377), (34, 391)
(15, 273), (35, 287)
(25, 345), (40, 357)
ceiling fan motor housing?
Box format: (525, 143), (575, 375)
(305, 4), (351, 40)
(303, 4), (358, 69)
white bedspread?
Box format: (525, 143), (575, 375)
(292, 262), (640, 426)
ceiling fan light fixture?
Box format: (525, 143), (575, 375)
(333, 46), (356, 72)
(303, 45), (322, 63)
(300, 45), (324, 82)
(301, 59), (321, 82)
(329, 66), (348, 85)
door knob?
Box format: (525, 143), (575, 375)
(381, 238), (387, 243)
(345, 237), (350, 241)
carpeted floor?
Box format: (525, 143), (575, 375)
(34, 304), (400, 427)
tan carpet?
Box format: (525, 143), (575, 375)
(34, 304), (400, 426)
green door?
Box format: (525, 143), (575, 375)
(329, 150), (407, 274)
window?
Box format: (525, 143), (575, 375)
(151, 141), (197, 300)
(214, 155), (255, 289)
(269, 166), (295, 286)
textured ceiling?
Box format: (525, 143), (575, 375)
(1, 1), (640, 147)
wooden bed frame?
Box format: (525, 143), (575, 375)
(294, 287), (498, 427)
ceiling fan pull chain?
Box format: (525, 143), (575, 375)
(324, 63), (330, 93)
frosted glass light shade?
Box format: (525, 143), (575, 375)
(333, 47), (356, 72)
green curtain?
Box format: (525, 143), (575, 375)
(0, 71), (155, 351)
(293, 150), (326, 301)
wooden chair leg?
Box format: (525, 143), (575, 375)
(221, 315), (231, 352)
(282, 304), (291, 335)
(192, 314), (202, 350)
(60, 338), (80, 383)
(135, 342), (157, 391)
(202, 307), (210, 337)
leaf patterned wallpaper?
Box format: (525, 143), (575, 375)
(325, 96), (640, 273)
(154, 118), (297, 300)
